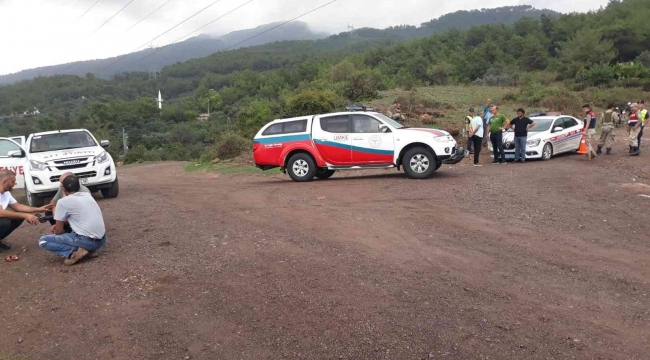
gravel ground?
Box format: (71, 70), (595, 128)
(1, 129), (649, 360)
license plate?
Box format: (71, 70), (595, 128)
(80, 178), (89, 185)
(505, 154), (515, 159)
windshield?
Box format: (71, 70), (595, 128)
(30, 131), (97, 153)
(373, 113), (405, 129)
(527, 119), (554, 132)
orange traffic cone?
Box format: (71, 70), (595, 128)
(577, 134), (588, 154)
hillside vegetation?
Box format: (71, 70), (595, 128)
(0, 1), (649, 163)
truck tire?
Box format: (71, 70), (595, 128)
(26, 189), (44, 207)
(101, 178), (119, 199)
(287, 153), (316, 182)
(315, 169), (336, 180)
(403, 147), (436, 179)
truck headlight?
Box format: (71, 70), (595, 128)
(96, 151), (109, 164)
(29, 160), (47, 171)
(434, 136), (454, 143)
(527, 139), (541, 147)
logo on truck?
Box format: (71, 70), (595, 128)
(0, 166), (24, 175)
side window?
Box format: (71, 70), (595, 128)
(283, 120), (307, 134)
(320, 115), (351, 133)
(564, 118), (578, 128)
(352, 115), (383, 133)
(553, 119), (566, 131)
(262, 124), (283, 136)
(262, 120), (307, 136)
(0, 139), (21, 157)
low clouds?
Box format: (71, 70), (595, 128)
(0, 0), (610, 75)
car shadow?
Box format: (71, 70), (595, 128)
(249, 169), (459, 185)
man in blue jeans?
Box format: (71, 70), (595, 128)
(509, 108), (536, 163)
(39, 175), (107, 266)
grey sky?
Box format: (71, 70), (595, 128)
(0, 0), (610, 76)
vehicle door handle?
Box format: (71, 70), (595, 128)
(352, 137), (363, 140)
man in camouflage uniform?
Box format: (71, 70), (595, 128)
(386, 101), (406, 122)
(597, 104), (619, 155)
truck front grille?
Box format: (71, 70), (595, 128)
(50, 171), (97, 183)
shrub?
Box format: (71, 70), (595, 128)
(124, 144), (147, 164)
(214, 132), (250, 160)
(286, 90), (340, 117)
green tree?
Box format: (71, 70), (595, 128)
(521, 36), (548, 71)
(556, 29), (617, 79)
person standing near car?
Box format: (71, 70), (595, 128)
(628, 104), (641, 156)
(582, 104), (598, 161)
(488, 106), (510, 164)
(597, 104), (619, 155)
(469, 110), (484, 167)
(464, 108), (476, 156)
(38, 175), (107, 266)
(509, 108), (535, 163)
(0, 170), (52, 252)
(483, 103), (494, 147)
(638, 100), (647, 153)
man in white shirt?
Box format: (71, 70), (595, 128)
(0, 170), (52, 251)
(38, 175), (107, 266)
(468, 110), (485, 167)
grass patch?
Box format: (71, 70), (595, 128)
(184, 162), (282, 176)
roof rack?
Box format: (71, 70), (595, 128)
(346, 105), (375, 112)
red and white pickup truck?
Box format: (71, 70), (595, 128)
(253, 110), (464, 181)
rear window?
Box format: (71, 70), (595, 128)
(262, 120), (307, 136)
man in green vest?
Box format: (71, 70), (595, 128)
(597, 104), (619, 155)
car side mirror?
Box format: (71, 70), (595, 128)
(553, 127), (563, 133)
(8, 150), (25, 158)
(379, 124), (390, 133)
(100, 140), (110, 148)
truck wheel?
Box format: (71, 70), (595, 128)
(315, 169), (335, 180)
(26, 189), (44, 207)
(287, 153), (316, 182)
(101, 178), (119, 199)
(403, 147), (436, 179)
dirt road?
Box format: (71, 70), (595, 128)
(1, 137), (649, 359)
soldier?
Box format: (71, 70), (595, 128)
(628, 104), (641, 156)
(582, 104), (598, 161)
(386, 101), (406, 122)
(597, 104), (619, 155)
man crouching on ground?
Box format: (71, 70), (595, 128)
(1, 170), (52, 252)
(45, 172), (91, 233)
(39, 175), (107, 266)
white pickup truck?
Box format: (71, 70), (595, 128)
(0, 129), (119, 206)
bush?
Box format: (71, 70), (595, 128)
(342, 70), (384, 100)
(286, 90), (340, 117)
(124, 144), (147, 164)
(214, 133), (250, 160)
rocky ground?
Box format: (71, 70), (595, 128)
(1, 129), (649, 360)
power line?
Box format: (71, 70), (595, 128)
(124, 0), (175, 33)
(78, 0), (101, 20)
(126, 0), (338, 69)
(222, 0), (339, 52)
(100, 0), (226, 71)
(129, 0), (255, 65)
(93, 0), (137, 34)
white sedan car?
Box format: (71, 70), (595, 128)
(488, 116), (584, 161)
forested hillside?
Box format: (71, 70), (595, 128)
(1, 0), (649, 164)
(0, 5), (556, 85)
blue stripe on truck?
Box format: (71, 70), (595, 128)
(254, 134), (311, 144)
